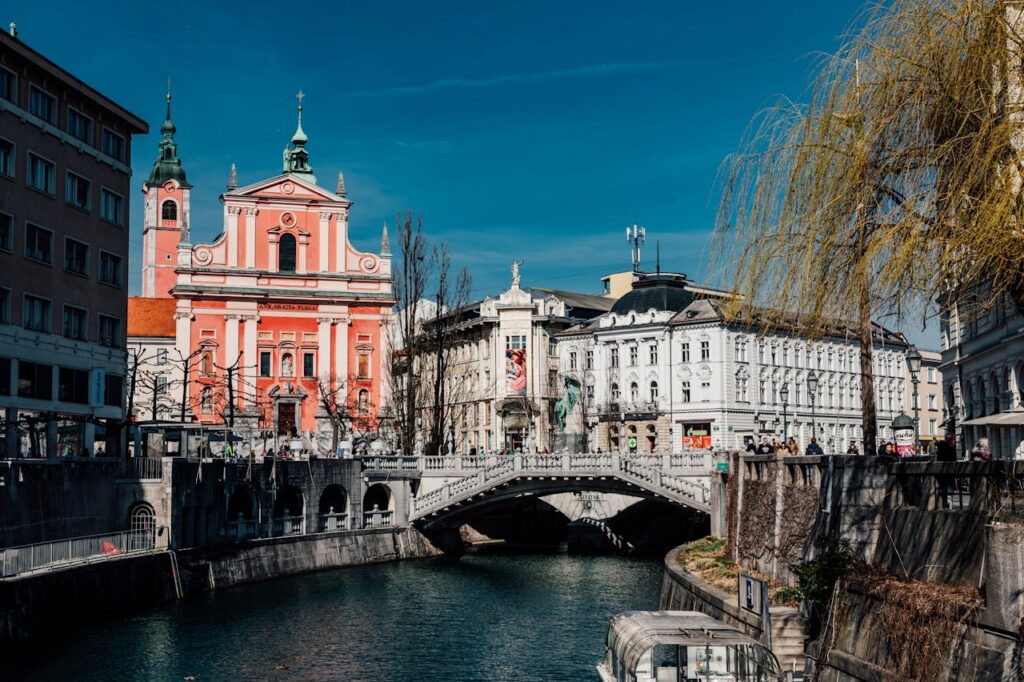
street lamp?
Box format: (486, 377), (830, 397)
(779, 382), (790, 442)
(620, 409), (627, 456)
(807, 371), (818, 441)
(905, 347), (922, 449)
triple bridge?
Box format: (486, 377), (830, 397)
(361, 452), (713, 528)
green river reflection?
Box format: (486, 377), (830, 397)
(10, 553), (661, 681)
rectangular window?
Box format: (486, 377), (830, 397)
(700, 340), (710, 361)
(0, 287), (9, 324)
(65, 171), (91, 210)
(101, 128), (125, 162)
(929, 419), (937, 435)
(610, 348), (619, 368)
(548, 336), (557, 356)
(67, 108), (93, 144)
(505, 335), (526, 350)
(0, 212), (11, 251)
(98, 251), (123, 286)
(17, 360), (52, 400)
(97, 314), (120, 347)
(649, 344), (658, 365)
(104, 374), (123, 407)
(681, 343), (690, 363)
(927, 367), (937, 383)
(0, 358), (9, 396)
(156, 375), (168, 394)
(58, 367), (90, 404)
(27, 152), (55, 194)
(0, 138), (12, 178)
(302, 352), (315, 378)
(0, 67), (14, 103)
(259, 351), (271, 377)
(569, 351), (577, 370)
(64, 238), (89, 275)
(357, 352), (371, 379)
(62, 305), (87, 341)
(586, 384), (594, 403)
(25, 223), (52, 264)
(29, 85), (56, 124)
(100, 189), (124, 225)
(628, 346), (638, 366)
(156, 348), (167, 365)
(23, 294), (51, 332)
(680, 381), (691, 402)
(548, 370), (557, 388)
(701, 381), (711, 401)
(585, 350), (594, 370)
(928, 394), (937, 410)
(201, 350), (214, 375)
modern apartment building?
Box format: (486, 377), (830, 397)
(0, 26), (148, 457)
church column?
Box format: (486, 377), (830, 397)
(245, 207), (257, 269)
(297, 234), (308, 275)
(318, 317), (333, 377)
(225, 314), (240, 415)
(242, 314), (259, 408)
(319, 212), (331, 272)
(268, 235), (279, 273)
(335, 316), (350, 383)
(335, 208), (348, 272)
(226, 207), (240, 267)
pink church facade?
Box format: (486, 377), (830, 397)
(138, 95), (393, 439)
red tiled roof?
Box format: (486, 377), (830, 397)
(128, 297), (176, 338)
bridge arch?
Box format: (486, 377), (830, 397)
(363, 483), (395, 528)
(227, 486), (258, 522)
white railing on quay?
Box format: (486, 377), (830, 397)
(119, 456), (165, 480)
(271, 515), (304, 537)
(225, 518), (261, 541)
(0, 527), (165, 578)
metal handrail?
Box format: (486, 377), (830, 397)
(0, 527), (165, 578)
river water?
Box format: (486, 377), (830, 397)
(10, 553), (661, 681)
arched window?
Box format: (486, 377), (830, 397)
(161, 200), (177, 222)
(128, 503), (156, 550)
(630, 382), (639, 403)
(610, 383), (620, 401)
(279, 233), (297, 272)
(649, 381), (658, 402)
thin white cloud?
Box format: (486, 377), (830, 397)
(346, 61), (683, 97)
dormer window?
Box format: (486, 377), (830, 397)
(279, 233), (296, 272)
(161, 200), (177, 222)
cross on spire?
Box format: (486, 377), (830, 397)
(296, 89), (305, 109)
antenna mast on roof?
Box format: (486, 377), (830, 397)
(627, 223), (646, 272)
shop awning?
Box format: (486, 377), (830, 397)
(961, 409), (1024, 427)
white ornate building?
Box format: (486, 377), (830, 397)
(940, 294), (1024, 459)
(558, 272), (911, 453)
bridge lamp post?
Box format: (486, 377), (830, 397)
(779, 383), (789, 443)
(620, 409), (626, 456)
(807, 371), (818, 442)
(905, 347), (922, 449)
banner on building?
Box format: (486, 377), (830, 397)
(505, 348), (527, 396)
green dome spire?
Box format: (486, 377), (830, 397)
(147, 86), (190, 187)
(282, 90), (316, 184)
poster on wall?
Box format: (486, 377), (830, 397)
(505, 348), (527, 395)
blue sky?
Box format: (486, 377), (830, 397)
(10, 1), (934, 341)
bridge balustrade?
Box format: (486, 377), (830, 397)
(225, 518), (261, 541)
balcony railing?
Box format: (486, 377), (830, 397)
(363, 510), (394, 529)
(119, 457), (164, 480)
(271, 515), (304, 537)
(321, 512), (349, 532)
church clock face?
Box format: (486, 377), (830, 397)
(280, 212), (296, 228)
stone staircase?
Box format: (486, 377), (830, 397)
(770, 607), (808, 680)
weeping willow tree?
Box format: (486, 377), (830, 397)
(713, 0), (1024, 455)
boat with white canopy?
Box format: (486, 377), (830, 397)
(597, 611), (783, 682)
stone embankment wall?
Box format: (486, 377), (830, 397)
(0, 526), (439, 642)
(706, 453), (1024, 680)
(177, 526), (439, 593)
(0, 458), (125, 546)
